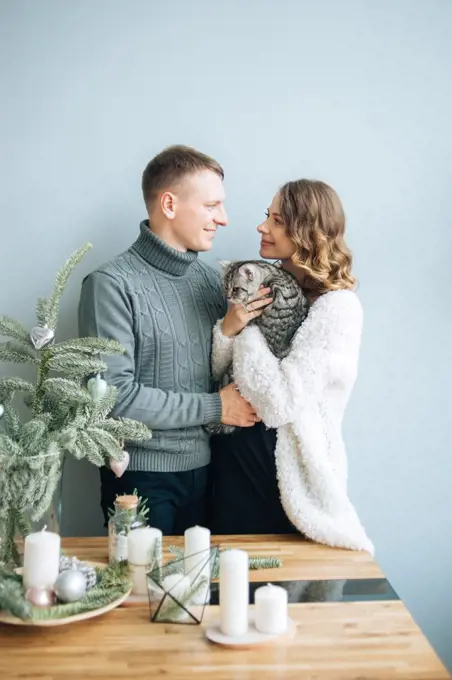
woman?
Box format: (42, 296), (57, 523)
(210, 179), (373, 554)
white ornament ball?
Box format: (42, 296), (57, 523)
(0, 404), (4, 418)
(54, 569), (87, 603)
(87, 375), (108, 402)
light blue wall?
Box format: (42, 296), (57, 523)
(1, 0), (451, 670)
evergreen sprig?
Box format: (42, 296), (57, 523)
(166, 545), (283, 580)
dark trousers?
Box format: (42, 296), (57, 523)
(100, 465), (210, 535)
(210, 423), (298, 535)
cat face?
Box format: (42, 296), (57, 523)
(220, 261), (268, 305)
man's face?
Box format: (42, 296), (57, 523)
(165, 170), (228, 252)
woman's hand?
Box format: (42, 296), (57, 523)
(221, 287), (273, 338)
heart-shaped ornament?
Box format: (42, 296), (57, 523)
(87, 375), (108, 402)
(30, 326), (55, 350)
(109, 450), (130, 478)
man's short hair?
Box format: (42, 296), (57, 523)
(142, 145), (224, 209)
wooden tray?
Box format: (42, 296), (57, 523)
(0, 562), (131, 627)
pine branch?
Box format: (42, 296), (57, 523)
(0, 341), (38, 364)
(47, 353), (107, 379)
(45, 244), (92, 330)
(0, 434), (22, 458)
(76, 430), (105, 466)
(42, 377), (91, 406)
(87, 387), (117, 424)
(99, 417), (152, 442)
(0, 377), (35, 399)
(86, 426), (123, 459)
(31, 457), (62, 521)
(0, 576), (31, 619)
(36, 297), (49, 327)
(1, 404), (22, 440)
(51, 337), (125, 356)
(0, 316), (31, 343)
(19, 419), (48, 454)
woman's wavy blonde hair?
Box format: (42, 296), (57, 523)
(279, 179), (356, 296)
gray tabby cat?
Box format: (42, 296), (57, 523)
(207, 260), (309, 436)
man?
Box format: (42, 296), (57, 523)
(78, 145), (257, 533)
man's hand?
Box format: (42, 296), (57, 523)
(219, 383), (260, 427)
(221, 287), (273, 338)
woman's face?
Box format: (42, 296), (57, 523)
(257, 192), (296, 261)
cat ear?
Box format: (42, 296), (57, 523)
(243, 266), (254, 282)
(217, 260), (232, 282)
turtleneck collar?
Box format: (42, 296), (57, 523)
(131, 220), (198, 277)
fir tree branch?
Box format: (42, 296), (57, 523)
(51, 337), (125, 356)
(36, 297), (49, 328)
(1, 404), (22, 440)
(86, 426), (123, 459)
(0, 378), (35, 399)
(46, 353), (107, 379)
(45, 244), (92, 330)
(0, 341), (38, 364)
(87, 387), (117, 424)
(99, 417), (152, 442)
(0, 316), (31, 343)
(19, 419), (48, 454)
(76, 430), (105, 466)
(0, 434), (22, 458)
(42, 377), (92, 406)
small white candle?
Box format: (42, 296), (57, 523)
(254, 583), (288, 634)
(22, 529), (60, 591)
(184, 525), (211, 604)
(127, 527), (162, 596)
(219, 549), (249, 637)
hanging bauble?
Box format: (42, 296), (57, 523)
(0, 404), (4, 418)
(87, 374), (108, 402)
(109, 450), (130, 478)
(30, 325), (55, 350)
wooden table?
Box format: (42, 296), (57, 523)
(0, 535), (449, 680)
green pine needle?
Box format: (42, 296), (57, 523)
(45, 244), (92, 330)
(0, 316), (30, 343)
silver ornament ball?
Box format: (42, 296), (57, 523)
(54, 569), (87, 603)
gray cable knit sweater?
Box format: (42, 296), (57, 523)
(78, 221), (226, 472)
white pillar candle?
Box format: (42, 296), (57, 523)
(219, 549), (249, 637)
(254, 583), (288, 634)
(184, 525), (210, 576)
(22, 529), (61, 591)
(184, 525), (211, 604)
(127, 527), (162, 596)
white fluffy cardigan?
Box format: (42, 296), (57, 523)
(211, 290), (374, 554)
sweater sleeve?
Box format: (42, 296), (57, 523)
(78, 271), (222, 430)
(232, 292), (363, 428)
(211, 319), (234, 380)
